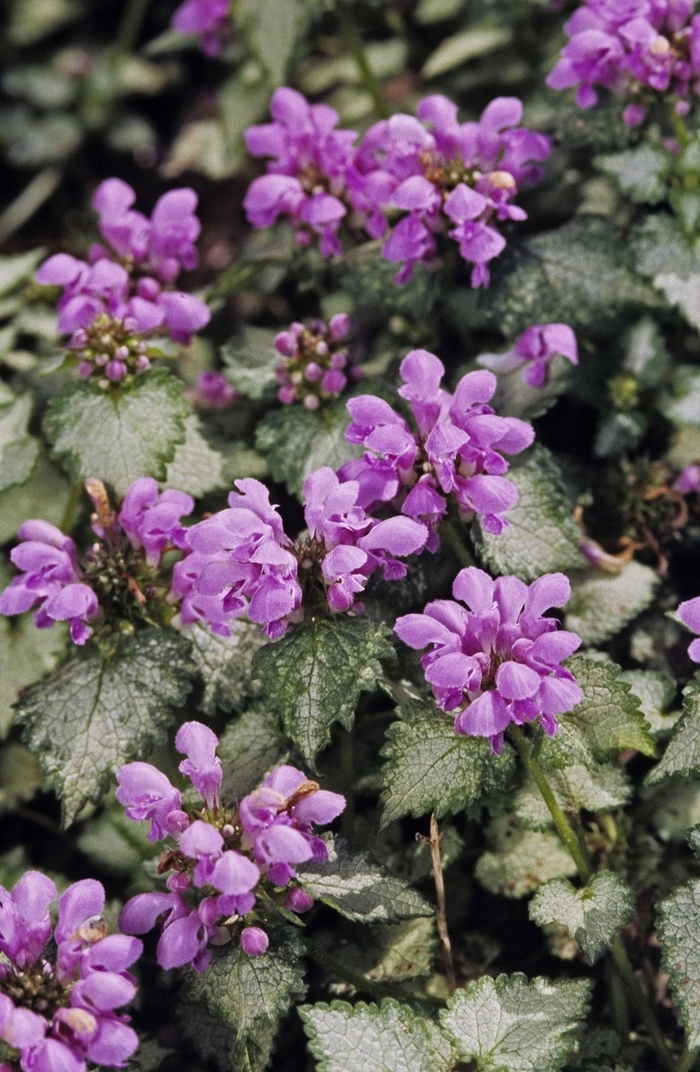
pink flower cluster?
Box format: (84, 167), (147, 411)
(339, 349), (534, 549)
(188, 371), (238, 410)
(675, 463), (700, 495)
(478, 323), (578, 388)
(395, 567), (582, 754)
(243, 87), (550, 287)
(173, 468), (427, 639)
(678, 596), (700, 663)
(0, 873), (141, 1072)
(117, 721), (345, 968)
(547, 0), (700, 126)
(0, 479), (194, 646)
(172, 0), (231, 56)
(36, 179), (210, 347)
(275, 314), (360, 409)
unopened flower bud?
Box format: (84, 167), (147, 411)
(106, 360), (127, 382)
(78, 362), (93, 379)
(240, 926), (269, 957)
(328, 313), (350, 341)
(305, 362), (323, 382)
(321, 369), (346, 395)
(304, 394), (320, 410)
(284, 887), (314, 913)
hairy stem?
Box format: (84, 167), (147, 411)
(428, 813), (456, 993)
(507, 725), (675, 1072)
(337, 5), (389, 120)
(440, 519), (475, 569)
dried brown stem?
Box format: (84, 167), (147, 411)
(427, 812), (456, 993)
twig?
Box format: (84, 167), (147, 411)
(0, 167), (62, 247)
(425, 813), (456, 993)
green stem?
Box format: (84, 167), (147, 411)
(671, 106), (691, 149)
(676, 1049), (700, 1072)
(302, 936), (444, 1007)
(506, 725), (675, 1072)
(606, 955), (630, 1039)
(113, 0), (152, 57)
(440, 519), (476, 569)
(337, 5), (389, 120)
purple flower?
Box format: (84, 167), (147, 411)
(118, 478), (194, 567)
(37, 179), (210, 348)
(395, 567), (582, 754)
(678, 596), (700, 663)
(172, 0), (231, 54)
(0, 520), (99, 645)
(244, 88), (358, 256)
(340, 349), (534, 547)
(0, 873), (141, 1072)
(350, 95), (550, 286)
(188, 371), (238, 410)
(478, 323), (579, 387)
(239, 927), (268, 957)
(546, 0), (700, 120)
(674, 463), (700, 495)
(175, 722), (222, 809)
(115, 762), (185, 842)
(274, 315), (357, 408)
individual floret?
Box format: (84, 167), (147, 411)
(171, 0), (231, 56)
(478, 323), (578, 387)
(395, 567), (582, 754)
(678, 596), (700, 663)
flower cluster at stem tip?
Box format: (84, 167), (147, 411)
(36, 178), (210, 368)
(547, 0), (700, 126)
(117, 721), (345, 968)
(0, 872), (142, 1072)
(243, 87), (551, 287)
(274, 313), (361, 408)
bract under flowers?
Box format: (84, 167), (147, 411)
(0, 872), (141, 1072)
(395, 567), (583, 754)
(116, 721), (344, 968)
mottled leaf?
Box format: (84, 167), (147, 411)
(475, 816), (577, 898)
(595, 146), (670, 204)
(515, 763), (631, 831)
(0, 394), (40, 492)
(255, 402), (361, 497)
(219, 705), (290, 802)
(564, 561), (659, 646)
(183, 620), (265, 717)
(646, 675), (700, 786)
(163, 415), (225, 497)
(657, 879), (700, 1050)
(0, 612), (67, 738)
(529, 874), (634, 963)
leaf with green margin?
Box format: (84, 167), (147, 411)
(564, 561), (659, 646)
(178, 1002), (277, 1072)
(421, 25), (512, 78)
(657, 879), (700, 1050)
(255, 402), (361, 497)
(221, 326), (279, 399)
(538, 654), (655, 771)
(253, 617), (394, 764)
(619, 668), (678, 738)
(183, 620), (265, 717)
(440, 973), (591, 1072)
(236, 0), (307, 86)
(182, 924), (306, 1039)
(475, 816), (576, 898)
(595, 145), (670, 204)
(529, 874), (634, 964)
(473, 445), (584, 582)
(474, 216), (655, 338)
(0, 612), (67, 738)
(645, 675), (700, 786)
(45, 371), (189, 496)
(15, 629), (194, 825)
(0, 249), (44, 297)
(219, 705), (291, 802)
(380, 699), (516, 827)
(297, 834), (432, 924)
(163, 415), (225, 497)
(659, 365), (700, 427)
(77, 793), (156, 882)
(365, 918), (437, 982)
(341, 244), (439, 322)
(0, 453), (71, 545)
(515, 763), (631, 831)
(630, 213), (700, 328)
(0, 395), (40, 492)
(300, 999), (454, 1072)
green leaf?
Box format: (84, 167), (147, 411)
(0, 249), (44, 297)
(0, 453), (71, 545)
(529, 874), (634, 963)
(595, 145), (670, 204)
(77, 793), (155, 881)
(183, 619), (265, 717)
(475, 217), (654, 338)
(619, 669), (678, 738)
(178, 1001), (277, 1072)
(182, 924), (306, 1040)
(253, 617), (394, 764)
(487, 354), (573, 422)
(563, 561), (659, 646)
(8, 0), (79, 45)
(659, 365), (700, 427)
(255, 402), (361, 498)
(301, 999), (454, 1072)
(221, 326), (279, 399)
(538, 654), (655, 771)
(297, 834), (432, 923)
(364, 918), (437, 982)
(219, 705), (291, 801)
(0, 612), (67, 738)
(440, 973), (591, 1072)
(515, 763), (631, 832)
(473, 445), (584, 581)
(15, 629), (194, 825)
(0, 394), (40, 492)
(380, 699), (516, 826)
(421, 25), (512, 78)
(236, 0), (308, 86)
(621, 316), (670, 388)
(163, 415), (225, 497)
(646, 675), (700, 786)
(657, 879), (700, 1050)
(341, 244), (439, 322)
(475, 816), (577, 898)
(45, 371), (189, 496)
(630, 214), (700, 329)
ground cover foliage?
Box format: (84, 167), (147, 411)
(2, 1), (700, 1071)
